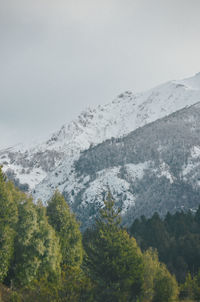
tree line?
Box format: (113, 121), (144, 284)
(0, 166), (197, 301)
(130, 208), (200, 282)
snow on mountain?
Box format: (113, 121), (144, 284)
(59, 102), (200, 229)
(37, 72), (200, 155)
(1, 72), (200, 205)
(179, 72), (200, 90)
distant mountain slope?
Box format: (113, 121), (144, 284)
(59, 103), (200, 228)
(1, 73), (200, 227)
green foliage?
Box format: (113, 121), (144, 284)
(18, 277), (60, 302)
(0, 283), (12, 302)
(13, 199), (41, 286)
(0, 171), (184, 301)
(56, 266), (94, 302)
(130, 208), (200, 282)
(180, 273), (194, 300)
(9, 291), (22, 302)
(143, 248), (179, 302)
(0, 168), (18, 227)
(13, 199), (61, 286)
(35, 201), (61, 281)
(0, 226), (15, 283)
(142, 248), (161, 301)
(46, 191), (83, 268)
(7, 268), (93, 302)
(180, 271), (200, 301)
(152, 265), (178, 302)
(84, 193), (144, 302)
(98, 192), (122, 228)
(0, 167), (18, 282)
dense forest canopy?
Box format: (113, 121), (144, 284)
(0, 166), (199, 301)
(130, 209), (200, 283)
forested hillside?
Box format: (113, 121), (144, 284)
(3, 166), (196, 301)
(1, 166), (200, 301)
(1, 73), (200, 227)
(62, 102), (200, 229)
(130, 209), (200, 283)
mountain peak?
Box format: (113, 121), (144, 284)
(1, 72), (200, 202)
(178, 72), (200, 90)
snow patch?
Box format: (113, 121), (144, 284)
(191, 146), (200, 158)
(1, 72), (200, 201)
(125, 162), (150, 180)
(82, 167), (135, 213)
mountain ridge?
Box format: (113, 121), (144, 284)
(1, 72), (200, 227)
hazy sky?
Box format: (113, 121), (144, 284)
(1, 0), (200, 148)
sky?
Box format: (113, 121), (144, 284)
(0, 0), (200, 148)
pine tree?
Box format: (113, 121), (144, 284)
(13, 198), (40, 286)
(0, 168), (18, 226)
(143, 248), (179, 302)
(84, 193), (144, 302)
(46, 191), (83, 268)
(0, 167), (17, 282)
(181, 270), (200, 301)
(142, 248), (161, 301)
(13, 198), (62, 286)
(153, 266), (179, 302)
(35, 201), (61, 281)
(0, 225), (15, 283)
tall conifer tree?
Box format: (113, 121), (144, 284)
(13, 198), (61, 286)
(0, 167), (17, 282)
(46, 191), (83, 268)
(84, 192), (144, 302)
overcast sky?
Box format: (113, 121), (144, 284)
(0, 0), (200, 148)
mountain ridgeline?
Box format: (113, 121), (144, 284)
(68, 103), (200, 228)
(1, 73), (200, 229)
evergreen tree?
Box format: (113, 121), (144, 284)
(0, 168), (18, 227)
(84, 193), (144, 302)
(35, 201), (61, 281)
(181, 270), (200, 301)
(143, 248), (178, 302)
(130, 209), (200, 282)
(13, 198), (61, 286)
(0, 167), (17, 282)
(153, 266), (178, 302)
(46, 191), (83, 268)
(13, 198), (41, 286)
(0, 225), (15, 283)
(180, 273), (194, 300)
(142, 248), (161, 301)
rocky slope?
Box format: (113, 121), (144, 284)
(1, 73), (200, 227)
(68, 103), (200, 228)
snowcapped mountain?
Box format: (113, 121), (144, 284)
(1, 72), (200, 227)
(69, 102), (200, 228)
